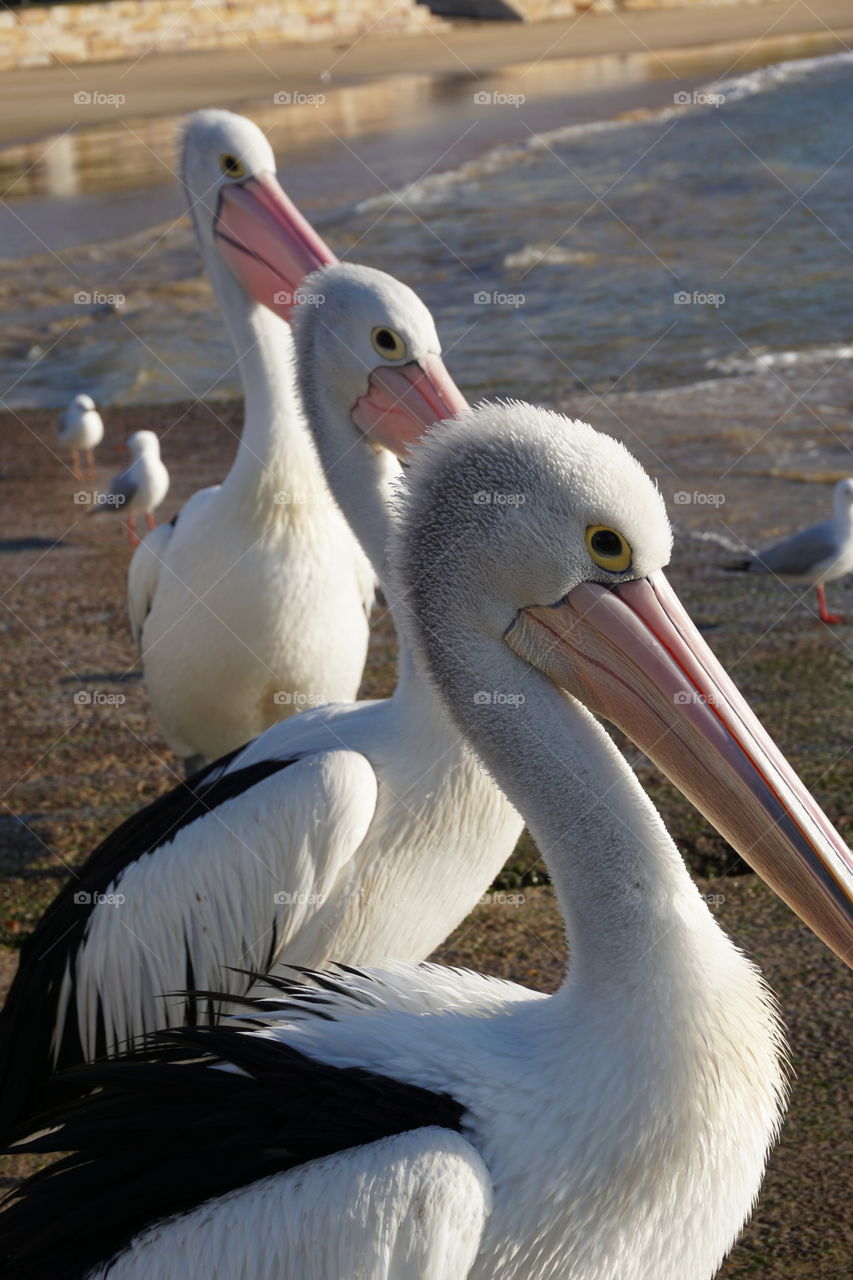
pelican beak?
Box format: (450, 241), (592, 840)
(214, 171), (336, 317)
(351, 354), (469, 457)
(507, 571), (853, 965)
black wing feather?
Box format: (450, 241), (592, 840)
(0, 748), (297, 1135)
(0, 1025), (465, 1280)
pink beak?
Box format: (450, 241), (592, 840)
(351, 354), (470, 457)
(214, 171), (336, 317)
(508, 572), (853, 965)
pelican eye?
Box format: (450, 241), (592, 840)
(220, 153), (245, 179)
(586, 525), (632, 573)
(371, 326), (407, 360)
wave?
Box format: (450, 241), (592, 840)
(701, 49), (853, 105)
(709, 342), (853, 376)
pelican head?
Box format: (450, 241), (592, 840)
(393, 401), (853, 964)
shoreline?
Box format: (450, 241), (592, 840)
(1, 0), (852, 147)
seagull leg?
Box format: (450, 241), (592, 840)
(127, 516), (139, 547)
(71, 449), (82, 482)
(146, 512), (156, 532)
(86, 450), (97, 481)
(816, 584), (843, 625)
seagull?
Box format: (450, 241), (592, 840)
(0, 263), (518, 1138)
(101, 431), (170, 546)
(57, 393), (103, 481)
(728, 477), (853, 624)
(3, 404), (850, 1280)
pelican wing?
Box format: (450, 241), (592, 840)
(0, 748), (377, 1135)
(1, 1028), (490, 1280)
(749, 519), (839, 578)
(127, 519), (175, 652)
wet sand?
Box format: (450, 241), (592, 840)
(2, 0), (852, 146)
(0, 396), (850, 1276)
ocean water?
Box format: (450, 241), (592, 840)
(1, 50), (851, 449)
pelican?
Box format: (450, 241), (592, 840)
(99, 431), (170, 546)
(2, 405), (850, 1280)
(128, 110), (379, 771)
(57, 393), (103, 481)
(0, 261), (519, 1136)
(728, 477), (853, 624)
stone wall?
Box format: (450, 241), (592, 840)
(0, 0), (445, 72)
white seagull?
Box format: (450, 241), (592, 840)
(128, 110), (376, 772)
(57, 393), (103, 481)
(729, 477), (853, 624)
(0, 264), (518, 1136)
(3, 404), (850, 1280)
(100, 430), (170, 546)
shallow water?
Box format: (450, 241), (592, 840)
(0, 44), (851, 515)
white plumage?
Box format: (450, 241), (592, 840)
(128, 110), (375, 770)
(13, 403), (849, 1280)
(102, 430), (170, 546)
(57, 392), (103, 480)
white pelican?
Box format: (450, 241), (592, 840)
(729, 476), (853, 624)
(128, 110), (377, 771)
(2, 405), (850, 1280)
(100, 431), (170, 546)
(57, 393), (103, 481)
(0, 268), (518, 1135)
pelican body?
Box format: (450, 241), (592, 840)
(58, 393), (103, 481)
(729, 477), (853, 624)
(128, 111), (376, 771)
(3, 405), (850, 1280)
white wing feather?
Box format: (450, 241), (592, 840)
(90, 1129), (491, 1280)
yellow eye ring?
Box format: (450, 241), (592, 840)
(585, 525), (632, 573)
(220, 153), (245, 179)
(371, 326), (407, 361)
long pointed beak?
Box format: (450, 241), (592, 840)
(351, 354), (469, 457)
(508, 571), (853, 965)
(214, 172), (336, 316)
